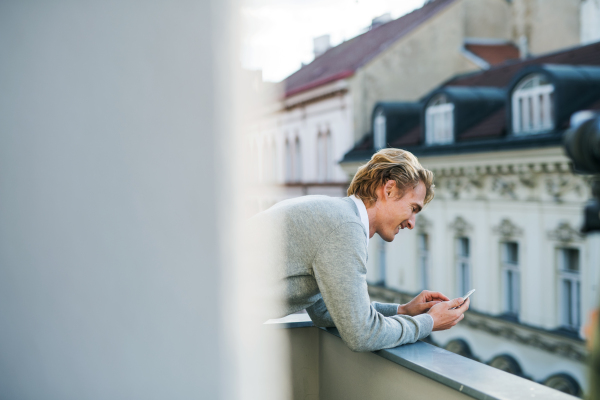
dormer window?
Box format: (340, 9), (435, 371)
(373, 109), (386, 149)
(512, 74), (554, 134)
(425, 95), (454, 145)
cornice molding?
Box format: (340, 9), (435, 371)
(547, 221), (584, 244)
(493, 218), (523, 240)
(450, 216), (472, 236)
(426, 160), (591, 203)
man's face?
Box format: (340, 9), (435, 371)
(377, 180), (426, 242)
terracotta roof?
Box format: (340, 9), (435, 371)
(447, 41), (600, 88)
(464, 43), (520, 66)
(283, 0), (457, 97)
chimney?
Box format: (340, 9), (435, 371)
(313, 34), (331, 58)
(518, 35), (529, 59)
(371, 13), (392, 29)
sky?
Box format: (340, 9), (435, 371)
(241, 0), (427, 82)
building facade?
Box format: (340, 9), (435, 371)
(250, 0), (589, 211)
(340, 41), (600, 396)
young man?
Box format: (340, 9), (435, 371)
(251, 148), (469, 351)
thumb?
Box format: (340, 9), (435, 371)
(448, 297), (464, 309)
(424, 300), (441, 309)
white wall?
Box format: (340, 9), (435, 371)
(0, 2), (238, 399)
(256, 88), (353, 185)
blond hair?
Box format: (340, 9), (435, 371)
(347, 148), (434, 207)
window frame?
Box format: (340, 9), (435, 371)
(373, 109), (386, 150)
(285, 138), (293, 182)
(417, 233), (429, 291)
(378, 237), (387, 286)
(294, 135), (302, 182)
(511, 74), (555, 135)
(455, 237), (471, 297)
(425, 95), (455, 145)
(316, 130), (332, 182)
(557, 247), (581, 331)
(501, 241), (520, 318)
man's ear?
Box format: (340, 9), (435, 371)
(384, 180), (396, 198)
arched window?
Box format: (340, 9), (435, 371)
(324, 130), (331, 181)
(373, 109), (386, 150)
(425, 95), (454, 145)
(512, 74), (554, 134)
(285, 138), (293, 182)
(317, 130), (332, 182)
(271, 141), (277, 183)
(294, 136), (302, 182)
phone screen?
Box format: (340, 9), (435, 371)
(451, 289), (475, 309)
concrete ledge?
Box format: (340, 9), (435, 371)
(267, 314), (579, 400)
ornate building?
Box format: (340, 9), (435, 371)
(340, 41), (600, 397)
(248, 0), (589, 212)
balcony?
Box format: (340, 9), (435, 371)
(266, 314), (580, 400)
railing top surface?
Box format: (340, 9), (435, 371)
(266, 314), (579, 400)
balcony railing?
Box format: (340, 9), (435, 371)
(265, 314), (580, 400)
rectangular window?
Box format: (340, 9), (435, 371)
(294, 137), (302, 182)
(501, 242), (520, 317)
(559, 248), (581, 330)
(285, 140), (292, 182)
(418, 234), (429, 290)
(378, 238), (386, 286)
(425, 103), (454, 145)
(456, 237), (471, 296)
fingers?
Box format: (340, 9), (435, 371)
(423, 290), (450, 302)
(452, 314), (465, 327)
(448, 297), (464, 309)
(424, 300), (441, 308)
(461, 297), (471, 311)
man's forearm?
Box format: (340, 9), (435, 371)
(371, 301), (401, 317)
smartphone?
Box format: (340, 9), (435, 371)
(451, 289), (475, 309)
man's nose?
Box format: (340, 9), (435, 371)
(407, 215), (416, 230)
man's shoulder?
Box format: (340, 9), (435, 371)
(270, 195), (357, 219)
(250, 196), (361, 237)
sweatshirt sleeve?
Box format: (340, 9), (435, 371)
(372, 301), (401, 317)
(305, 297), (336, 327)
(307, 298), (406, 326)
(311, 222), (432, 352)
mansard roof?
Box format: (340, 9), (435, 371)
(283, 0), (456, 98)
(424, 86), (505, 138)
(372, 102), (421, 146)
(341, 41), (600, 163)
(507, 64), (600, 134)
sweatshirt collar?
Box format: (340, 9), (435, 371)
(349, 195), (370, 246)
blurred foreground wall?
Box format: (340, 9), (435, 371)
(0, 1), (238, 399)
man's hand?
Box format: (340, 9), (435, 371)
(427, 297), (470, 331)
(397, 290), (450, 316)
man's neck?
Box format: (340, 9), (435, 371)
(366, 203), (377, 239)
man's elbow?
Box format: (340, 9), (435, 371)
(309, 318), (335, 328)
(346, 337), (377, 352)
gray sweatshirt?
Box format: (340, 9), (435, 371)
(251, 195), (433, 352)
